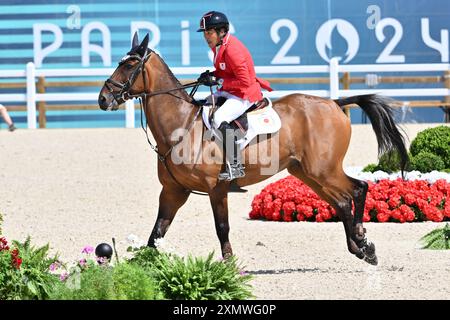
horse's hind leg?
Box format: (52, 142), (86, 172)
(288, 162), (377, 265)
(147, 186), (190, 247)
(348, 177), (368, 239)
(348, 176), (377, 265)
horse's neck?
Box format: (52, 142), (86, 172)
(143, 60), (196, 154)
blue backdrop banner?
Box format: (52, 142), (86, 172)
(0, 0), (449, 126)
(0, 0), (448, 69)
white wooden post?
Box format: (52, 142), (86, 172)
(125, 99), (135, 128)
(329, 57), (340, 99)
(26, 62), (37, 129)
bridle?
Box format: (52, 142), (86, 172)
(103, 49), (208, 196)
(104, 52), (150, 104)
(105, 49), (202, 105)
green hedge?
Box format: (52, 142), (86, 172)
(410, 125), (450, 168)
(364, 126), (450, 173)
(410, 151), (445, 173)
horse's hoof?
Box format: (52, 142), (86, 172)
(362, 242), (378, 265)
(364, 254), (378, 266)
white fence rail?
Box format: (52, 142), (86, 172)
(0, 59), (449, 128)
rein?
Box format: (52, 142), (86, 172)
(106, 51), (209, 196)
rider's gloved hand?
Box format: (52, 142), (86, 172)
(197, 70), (219, 87)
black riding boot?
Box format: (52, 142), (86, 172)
(217, 122), (245, 181)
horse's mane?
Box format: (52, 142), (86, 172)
(128, 46), (190, 99)
(151, 51), (183, 87)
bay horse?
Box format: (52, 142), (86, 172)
(98, 33), (408, 265)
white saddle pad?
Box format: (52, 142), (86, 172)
(202, 98), (281, 150)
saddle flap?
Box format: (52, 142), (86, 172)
(232, 97), (272, 133)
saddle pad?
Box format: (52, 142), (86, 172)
(202, 98), (281, 149)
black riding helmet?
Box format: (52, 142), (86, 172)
(197, 11), (229, 32)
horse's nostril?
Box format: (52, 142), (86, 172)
(100, 95), (106, 102)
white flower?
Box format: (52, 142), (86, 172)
(388, 172), (402, 180)
(372, 170), (390, 181)
(126, 234), (145, 249)
(421, 171), (450, 183)
(343, 166), (450, 183)
(405, 171), (422, 181)
(153, 237), (165, 249)
(358, 172), (376, 181)
(344, 166), (364, 178)
(153, 237), (178, 254)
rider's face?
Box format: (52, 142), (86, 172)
(203, 29), (220, 49)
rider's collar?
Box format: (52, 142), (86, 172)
(221, 33), (230, 46)
(216, 32), (230, 47)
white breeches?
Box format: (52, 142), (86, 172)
(207, 91), (253, 129)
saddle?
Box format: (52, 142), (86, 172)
(203, 97), (271, 134)
(201, 96), (281, 150)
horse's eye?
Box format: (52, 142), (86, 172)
(125, 64), (134, 70)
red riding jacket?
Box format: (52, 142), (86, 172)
(212, 34), (272, 102)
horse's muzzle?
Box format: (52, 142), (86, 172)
(98, 92), (118, 111)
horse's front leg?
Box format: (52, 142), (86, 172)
(147, 186), (190, 247)
(209, 183), (233, 259)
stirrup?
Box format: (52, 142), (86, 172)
(218, 162), (245, 181)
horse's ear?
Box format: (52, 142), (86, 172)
(136, 33), (149, 57)
(132, 31), (139, 48)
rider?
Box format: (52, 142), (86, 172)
(197, 11), (272, 181)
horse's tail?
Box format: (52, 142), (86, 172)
(334, 94), (409, 177)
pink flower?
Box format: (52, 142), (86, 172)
(49, 261), (61, 272)
(78, 258), (87, 267)
(60, 272), (69, 282)
(81, 245), (94, 254)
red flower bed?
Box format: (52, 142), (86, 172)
(0, 236), (22, 269)
(249, 176), (450, 223)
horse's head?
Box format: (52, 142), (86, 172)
(98, 32), (151, 111)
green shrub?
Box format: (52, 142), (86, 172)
(130, 248), (254, 300)
(376, 151), (403, 173)
(112, 263), (162, 300)
(127, 245), (160, 270)
(420, 223), (450, 250)
(362, 163), (378, 173)
(50, 262), (161, 300)
(50, 263), (115, 300)
(0, 236), (60, 300)
(410, 126), (450, 168)
(410, 151), (446, 173)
